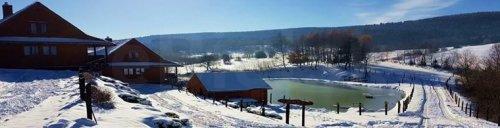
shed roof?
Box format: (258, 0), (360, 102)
(195, 72), (272, 92)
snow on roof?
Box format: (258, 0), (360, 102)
(195, 72), (272, 92)
(108, 62), (181, 67)
(0, 36), (112, 46)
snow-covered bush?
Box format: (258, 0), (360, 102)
(151, 116), (190, 128)
(165, 112), (179, 118)
(118, 93), (152, 106)
(245, 105), (282, 119)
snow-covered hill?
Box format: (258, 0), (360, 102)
(1, 50), (499, 127)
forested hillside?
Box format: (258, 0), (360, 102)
(138, 11), (500, 57)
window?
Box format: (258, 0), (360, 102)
(128, 68), (134, 75)
(124, 68), (145, 76)
(42, 46), (57, 55)
(29, 22), (48, 34)
(128, 51), (139, 59)
(43, 46), (50, 55)
(50, 46), (57, 55)
(135, 68), (145, 75)
(23, 46), (38, 56)
(30, 22), (37, 34)
(123, 69), (128, 75)
(40, 23), (47, 33)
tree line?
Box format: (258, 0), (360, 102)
(274, 30), (372, 76)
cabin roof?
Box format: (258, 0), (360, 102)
(108, 61), (181, 67)
(194, 72), (272, 92)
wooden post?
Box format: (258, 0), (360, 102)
(385, 101), (388, 115)
(261, 101), (266, 116)
(461, 101), (464, 111)
(93, 46), (97, 57)
(359, 102), (362, 115)
(283, 95), (285, 100)
(285, 103), (290, 124)
(269, 93), (272, 104)
(78, 72), (85, 100)
(337, 102), (340, 114)
(398, 101), (401, 114)
(85, 82), (93, 120)
(465, 103), (468, 114)
(240, 99), (243, 112)
(225, 98), (228, 107)
(301, 105), (306, 126)
(104, 46), (108, 64)
(469, 104), (472, 117)
(476, 104), (479, 118)
(486, 107), (490, 121)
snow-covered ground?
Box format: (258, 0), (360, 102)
(1, 43), (499, 127)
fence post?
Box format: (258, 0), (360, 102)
(469, 104), (472, 117)
(359, 103), (362, 115)
(486, 107), (490, 121)
(240, 99), (243, 112)
(336, 102), (340, 114)
(224, 98), (228, 107)
(384, 101), (388, 115)
(461, 101), (464, 111)
(398, 101), (401, 114)
(269, 93), (272, 104)
(465, 103), (468, 114)
(476, 104), (479, 118)
(285, 103), (290, 124)
(302, 105), (305, 126)
(261, 101), (266, 116)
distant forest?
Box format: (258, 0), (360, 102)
(137, 11), (500, 60)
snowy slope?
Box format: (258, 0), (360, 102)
(1, 51), (498, 127)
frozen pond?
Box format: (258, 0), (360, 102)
(265, 79), (404, 112)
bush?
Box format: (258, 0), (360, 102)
(90, 85), (113, 103)
(165, 112), (179, 118)
(118, 93), (152, 105)
(254, 51), (267, 58)
(235, 57), (242, 61)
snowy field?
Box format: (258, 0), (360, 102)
(1, 44), (499, 127)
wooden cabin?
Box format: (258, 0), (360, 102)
(0, 2), (114, 69)
(101, 38), (181, 84)
(187, 72), (272, 103)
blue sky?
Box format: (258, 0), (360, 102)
(4, 0), (500, 39)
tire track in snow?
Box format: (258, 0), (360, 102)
(150, 92), (282, 127)
(423, 84), (469, 127)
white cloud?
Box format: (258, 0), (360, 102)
(359, 0), (458, 24)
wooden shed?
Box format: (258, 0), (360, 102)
(187, 72), (272, 103)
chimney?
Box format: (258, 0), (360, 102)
(105, 36), (113, 42)
(3, 2), (12, 19)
